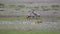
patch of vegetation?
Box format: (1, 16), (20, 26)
(0, 15), (26, 21)
(51, 5), (60, 10)
(0, 15), (42, 21)
(41, 6), (50, 11)
(36, 19), (42, 23)
(0, 3), (5, 8)
(0, 30), (60, 34)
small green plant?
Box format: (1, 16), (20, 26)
(34, 18), (43, 24)
(36, 20), (42, 23)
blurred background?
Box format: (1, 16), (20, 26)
(0, 0), (60, 31)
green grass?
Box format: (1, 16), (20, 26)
(0, 30), (60, 34)
(0, 15), (27, 21)
(0, 15), (42, 21)
(0, 16), (26, 21)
